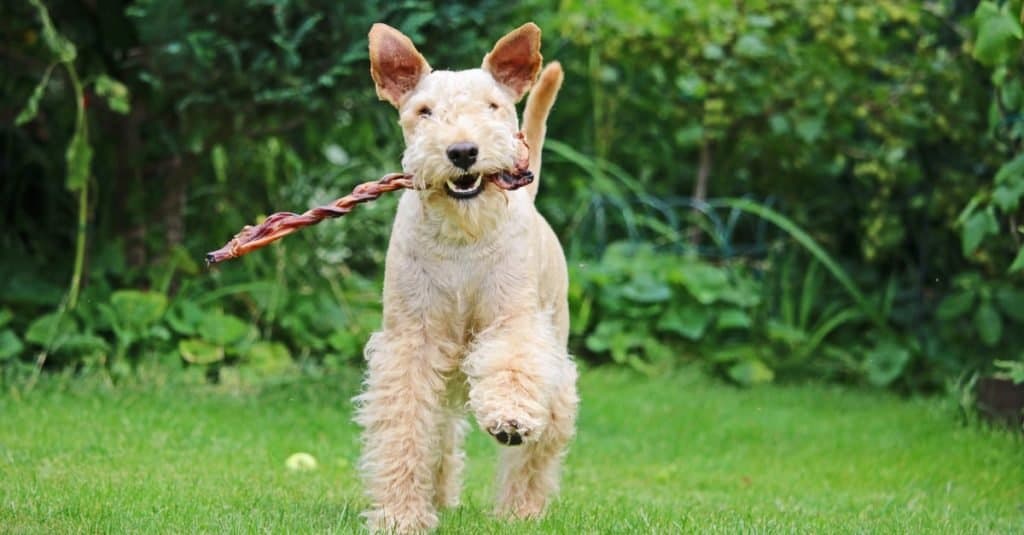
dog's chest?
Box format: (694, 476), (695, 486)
(423, 252), (498, 322)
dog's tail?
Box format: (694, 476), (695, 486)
(522, 61), (563, 201)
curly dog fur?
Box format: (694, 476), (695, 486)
(352, 22), (578, 533)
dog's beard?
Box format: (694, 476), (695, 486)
(414, 167), (514, 243)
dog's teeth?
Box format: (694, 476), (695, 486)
(446, 175), (483, 192)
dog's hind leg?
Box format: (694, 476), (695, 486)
(354, 330), (449, 533)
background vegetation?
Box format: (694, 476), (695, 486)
(2, 0), (1023, 393)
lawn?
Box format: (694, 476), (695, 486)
(1, 367), (1021, 534)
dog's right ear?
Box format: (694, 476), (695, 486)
(368, 23), (431, 107)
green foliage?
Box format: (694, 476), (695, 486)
(994, 360), (1024, 384)
(14, 64), (55, 126)
(959, 0), (1024, 275)
(2, 0), (1023, 391)
(934, 273), (1024, 353)
(972, 1), (1024, 66)
(93, 74), (130, 115)
(715, 198), (885, 330)
(570, 242), (895, 387)
(0, 309), (24, 362)
(544, 1), (993, 267)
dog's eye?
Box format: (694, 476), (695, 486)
(488, 102), (499, 111)
(418, 106), (432, 117)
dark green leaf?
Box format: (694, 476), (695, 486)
(620, 275), (672, 303)
(992, 182), (1024, 212)
(25, 311), (78, 349)
(795, 115), (825, 143)
(960, 211), (998, 256)
(327, 330), (361, 357)
(717, 273), (762, 307)
(15, 66), (54, 126)
(585, 321), (645, 363)
(197, 311), (249, 346)
(60, 333), (110, 356)
(936, 291), (976, 321)
(585, 321), (617, 353)
(94, 74), (131, 114)
(995, 287), (1024, 323)
(716, 308), (752, 330)
(110, 290), (168, 331)
(656, 303), (711, 340)
(674, 74), (706, 99)
(0, 330), (23, 361)
(1010, 247), (1024, 273)
(975, 302), (1003, 346)
(166, 300), (204, 336)
(864, 340), (911, 387)
(973, 1), (1023, 66)
(993, 360), (1024, 384)
(676, 263), (730, 305)
(994, 153), (1024, 185)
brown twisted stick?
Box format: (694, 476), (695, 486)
(206, 133), (533, 265)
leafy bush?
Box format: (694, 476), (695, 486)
(2, 0), (1023, 391)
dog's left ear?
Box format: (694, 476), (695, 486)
(482, 23), (543, 102)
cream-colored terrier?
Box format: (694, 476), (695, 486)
(352, 22), (578, 533)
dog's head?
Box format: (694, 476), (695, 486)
(368, 23), (541, 201)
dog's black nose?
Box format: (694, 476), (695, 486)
(446, 142), (478, 170)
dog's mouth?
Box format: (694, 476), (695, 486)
(444, 173), (486, 199)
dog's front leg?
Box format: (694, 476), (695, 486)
(462, 313), (576, 518)
(355, 329), (448, 534)
(462, 313), (558, 447)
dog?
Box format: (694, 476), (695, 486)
(352, 22), (578, 533)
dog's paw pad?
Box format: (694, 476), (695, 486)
(493, 430), (523, 446)
(488, 419), (529, 446)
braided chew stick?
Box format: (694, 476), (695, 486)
(206, 133), (533, 265)
(205, 173), (413, 265)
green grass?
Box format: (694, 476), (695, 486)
(1, 368), (1022, 534)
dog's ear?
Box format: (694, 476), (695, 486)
(482, 23), (542, 102)
(369, 23), (431, 107)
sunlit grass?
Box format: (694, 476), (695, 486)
(1, 367), (1021, 533)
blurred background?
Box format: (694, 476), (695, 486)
(1, 0), (1022, 396)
